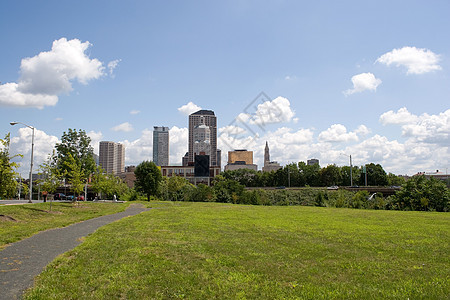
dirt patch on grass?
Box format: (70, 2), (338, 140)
(0, 214), (18, 222)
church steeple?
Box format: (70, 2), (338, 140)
(264, 141), (270, 167)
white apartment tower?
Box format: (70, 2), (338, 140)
(99, 141), (125, 175)
(153, 126), (169, 166)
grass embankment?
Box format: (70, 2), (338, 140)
(26, 202), (449, 299)
(0, 202), (130, 249)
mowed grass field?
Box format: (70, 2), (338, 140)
(0, 202), (129, 249)
(25, 202), (449, 299)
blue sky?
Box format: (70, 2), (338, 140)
(1, 0), (449, 176)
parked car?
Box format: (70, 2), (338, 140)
(66, 195), (74, 201)
(77, 195), (84, 201)
(54, 193), (66, 200)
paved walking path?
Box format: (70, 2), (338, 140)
(0, 203), (150, 300)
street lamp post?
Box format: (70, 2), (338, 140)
(10, 122), (35, 203)
(341, 153), (353, 187)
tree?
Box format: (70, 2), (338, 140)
(55, 129), (96, 180)
(213, 175), (244, 203)
(387, 173), (406, 186)
(298, 162), (320, 187)
(134, 161), (162, 201)
(38, 152), (62, 202)
(359, 163), (388, 186)
(319, 164), (342, 187)
(0, 133), (21, 199)
(167, 176), (192, 201)
(62, 153), (85, 200)
(393, 175), (449, 212)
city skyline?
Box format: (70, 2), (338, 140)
(1, 1), (448, 176)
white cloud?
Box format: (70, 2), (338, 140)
(178, 101), (201, 115)
(168, 126), (189, 165)
(111, 122), (134, 132)
(318, 124), (359, 143)
(87, 130), (103, 155)
(0, 38), (107, 108)
(376, 46), (441, 74)
(107, 59), (121, 77)
(344, 72), (382, 96)
(380, 107), (450, 145)
(10, 128), (59, 176)
(130, 110), (140, 115)
(248, 96), (295, 125)
(355, 125), (370, 136)
(120, 126), (188, 166)
(380, 107), (419, 125)
(121, 129), (153, 166)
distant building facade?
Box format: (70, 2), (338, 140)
(224, 149), (257, 171)
(99, 141), (125, 174)
(153, 126), (169, 166)
(118, 165), (136, 188)
(307, 159), (319, 166)
(262, 141), (281, 172)
(160, 165), (221, 186)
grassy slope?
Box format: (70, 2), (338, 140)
(25, 202), (449, 299)
(0, 202), (129, 249)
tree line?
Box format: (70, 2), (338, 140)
(221, 162), (406, 188)
(133, 161), (449, 212)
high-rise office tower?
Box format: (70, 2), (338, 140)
(187, 110), (217, 166)
(193, 124), (211, 156)
(153, 126), (169, 166)
(99, 141), (125, 174)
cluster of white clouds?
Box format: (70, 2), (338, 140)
(111, 122), (133, 132)
(237, 96), (296, 125)
(344, 73), (381, 96)
(0, 38), (118, 109)
(380, 107), (450, 145)
(178, 101), (202, 115)
(345, 46), (442, 96)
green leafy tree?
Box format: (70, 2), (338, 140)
(62, 153), (85, 200)
(38, 152), (62, 197)
(0, 133), (22, 199)
(359, 163), (388, 186)
(319, 164), (342, 187)
(90, 166), (109, 199)
(167, 176), (192, 201)
(341, 166), (361, 186)
(55, 129), (96, 180)
(393, 175), (449, 211)
(298, 162), (320, 187)
(387, 173), (406, 186)
(213, 175), (245, 203)
(134, 161), (162, 201)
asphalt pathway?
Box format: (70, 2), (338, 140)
(0, 203), (149, 300)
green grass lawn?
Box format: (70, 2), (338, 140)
(25, 202), (449, 299)
(0, 201), (129, 249)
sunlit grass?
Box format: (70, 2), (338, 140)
(0, 202), (129, 249)
(25, 202), (449, 299)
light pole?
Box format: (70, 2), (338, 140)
(341, 153), (353, 187)
(10, 122), (35, 203)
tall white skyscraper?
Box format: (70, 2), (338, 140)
(153, 126), (169, 166)
(99, 141), (125, 174)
